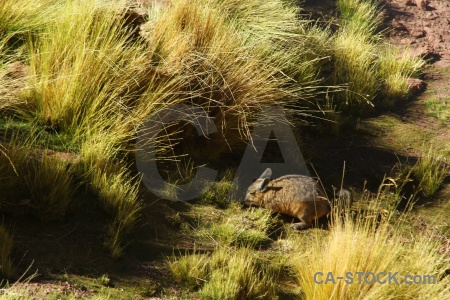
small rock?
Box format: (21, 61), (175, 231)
(410, 29), (425, 38)
(123, 8), (147, 40)
(407, 78), (426, 94)
(426, 12), (438, 20)
(423, 26), (432, 34)
(19, 199), (31, 206)
(400, 38), (413, 45)
(432, 41), (443, 51)
(416, 0), (428, 10)
(4, 61), (29, 79)
(405, 0), (415, 5)
(392, 19), (407, 31)
(413, 46), (433, 57)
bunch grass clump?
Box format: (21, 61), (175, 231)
(26, 0), (150, 134)
(200, 171), (235, 209)
(142, 0), (326, 156)
(0, 142), (74, 221)
(412, 148), (448, 197)
(332, 28), (379, 113)
(73, 135), (142, 258)
(169, 246), (278, 300)
(22, 154), (74, 221)
(378, 45), (425, 107)
(21, 0), (174, 256)
(0, 0), (54, 61)
(199, 204), (277, 248)
(338, 0), (382, 36)
(0, 142), (21, 211)
(1, 0), (332, 257)
(331, 0), (425, 114)
(291, 182), (450, 300)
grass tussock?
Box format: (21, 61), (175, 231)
(0, 143), (74, 221)
(330, 0), (424, 115)
(73, 136), (142, 258)
(378, 45), (425, 107)
(332, 28), (379, 112)
(0, 223), (14, 280)
(291, 184), (450, 300)
(0, 63), (30, 115)
(169, 246), (278, 300)
(198, 203), (277, 249)
(143, 0), (327, 156)
(20, 0), (158, 255)
(26, 0), (150, 134)
(22, 154), (74, 221)
(200, 172), (235, 209)
(0, 0), (54, 61)
(338, 0), (382, 36)
(331, 0), (382, 114)
(412, 148), (448, 197)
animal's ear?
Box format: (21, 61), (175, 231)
(257, 177), (270, 192)
(259, 168), (272, 179)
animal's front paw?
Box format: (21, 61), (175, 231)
(290, 223), (312, 230)
(290, 223), (300, 230)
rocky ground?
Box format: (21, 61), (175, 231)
(386, 0), (450, 132)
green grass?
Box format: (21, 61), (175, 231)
(413, 148), (448, 197)
(0, 142), (74, 221)
(169, 172), (450, 299)
(332, 27), (380, 112)
(6, 0), (331, 258)
(200, 172), (235, 209)
(0, 0), (54, 62)
(338, 0), (382, 36)
(196, 203), (278, 249)
(426, 97), (450, 124)
(378, 45), (424, 107)
(331, 0), (424, 113)
(0, 2), (440, 298)
(290, 184), (450, 300)
(0, 0), (330, 259)
(169, 246), (278, 300)
(26, 0), (150, 134)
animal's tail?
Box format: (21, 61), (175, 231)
(334, 188), (353, 208)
